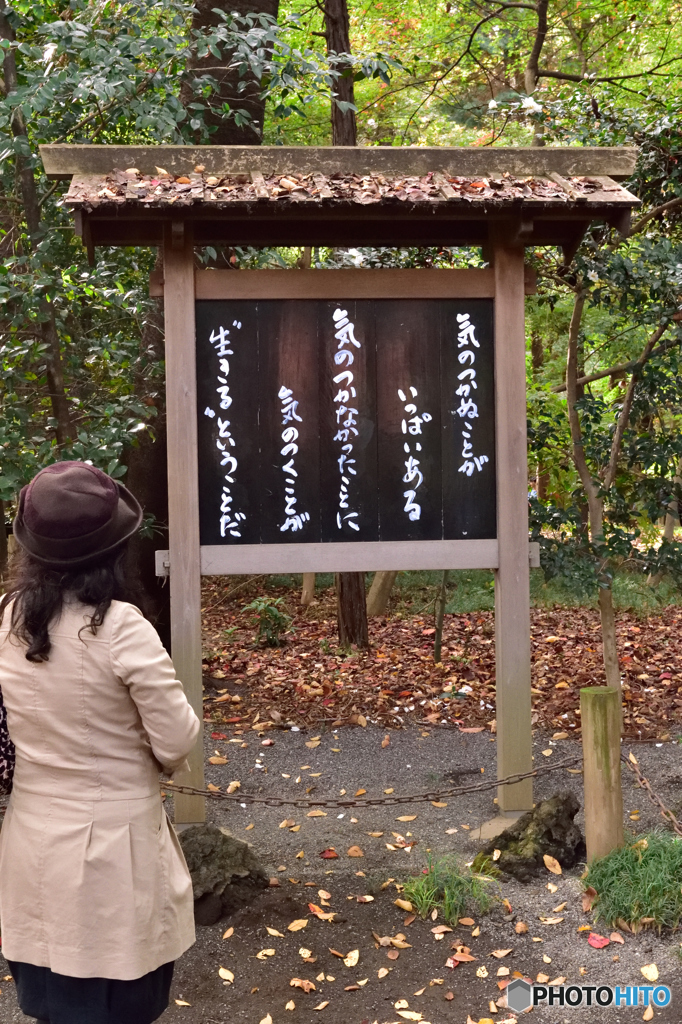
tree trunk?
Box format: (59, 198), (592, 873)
(366, 570), (398, 617)
(0, 500), (7, 583)
(598, 584), (620, 691)
(324, 0), (357, 145)
(181, 0), (280, 145)
(336, 572), (368, 647)
(301, 572), (316, 606)
(433, 570), (449, 663)
(565, 289), (621, 703)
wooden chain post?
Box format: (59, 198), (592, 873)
(581, 686), (623, 861)
(163, 222), (206, 825)
(493, 240), (533, 812)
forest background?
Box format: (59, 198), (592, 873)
(2, 0), (682, 688)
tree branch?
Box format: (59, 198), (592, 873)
(627, 196), (682, 238)
(551, 330), (682, 393)
(537, 54), (682, 84)
(565, 287), (602, 536)
(524, 0), (548, 95)
(603, 322), (669, 490)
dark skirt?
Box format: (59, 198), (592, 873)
(7, 959), (174, 1024)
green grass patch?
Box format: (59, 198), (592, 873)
(583, 831), (682, 931)
(402, 855), (500, 925)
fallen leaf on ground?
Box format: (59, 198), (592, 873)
(313, 1002), (329, 1010)
(497, 966), (510, 976)
(491, 949), (512, 958)
(256, 949), (276, 959)
(395, 999), (409, 1009)
(641, 964), (659, 982)
(610, 932), (625, 944)
(553, 902), (567, 912)
(515, 922), (528, 934)
(395, 899), (413, 912)
(397, 815), (417, 822)
(536, 973), (549, 984)
(588, 933), (610, 949)
(458, 917), (475, 926)
(582, 886), (598, 912)
(290, 978), (316, 993)
(208, 756), (227, 765)
(318, 889), (332, 900)
(347, 845), (364, 857)
(476, 966), (489, 978)
(431, 801), (448, 808)
(222, 927), (234, 939)
(174, 1000), (191, 1006)
(259, 1015), (272, 1024)
(543, 854), (562, 875)
(540, 916), (564, 925)
(431, 926), (453, 935)
(266, 927), (284, 937)
(285, 1000), (295, 1010)
(378, 967), (390, 978)
(387, 949), (400, 960)
(288, 919), (308, 932)
(343, 949), (359, 967)
(319, 848), (338, 859)
(307, 809), (327, 817)
(397, 1013), (422, 1021)
(218, 967), (234, 983)
(357, 895), (374, 903)
(226, 781), (240, 793)
(382, 735), (391, 747)
(643, 1006), (654, 1021)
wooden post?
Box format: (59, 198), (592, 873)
(493, 242), (533, 812)
(581, 686), (624, 861)
(163, 222), (206, 825)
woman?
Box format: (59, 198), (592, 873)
(0, 461), (200, 1024)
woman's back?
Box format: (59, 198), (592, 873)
(0, 598), (197, 800)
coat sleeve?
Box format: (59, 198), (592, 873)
(109, 601), (201, 773)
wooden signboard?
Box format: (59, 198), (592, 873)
(195, 297), (495, 571)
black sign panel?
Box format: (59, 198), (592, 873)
(196, 299), (496, 546)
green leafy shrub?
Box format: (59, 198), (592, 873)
(583, 832), (682, 931)
(243, 596), (292, 647)
(402, 856), (499, 925)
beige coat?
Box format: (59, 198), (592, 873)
(0, 598), (200, 980)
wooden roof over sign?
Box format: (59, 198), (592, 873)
(40, 144), (639, 252)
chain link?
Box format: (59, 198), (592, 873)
(162, 755), (582, 809)
(621, 753), (682, 838)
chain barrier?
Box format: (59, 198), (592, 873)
(621, 753), (682, 838)
(162, 755), (582, 809)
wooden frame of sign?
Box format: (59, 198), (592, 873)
(41, 143), (639, 828)
(161, 244), (532, 823)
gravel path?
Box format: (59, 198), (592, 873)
(0, 725), (680, 1024)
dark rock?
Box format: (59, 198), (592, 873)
(474, 791), (586, 883)
(193, 891), (223, 926)
(178, 823), (268, 899)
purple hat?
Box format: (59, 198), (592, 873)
(13, 461), (142, 569)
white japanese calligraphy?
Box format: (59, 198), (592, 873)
(332, 307), (361, 532)
(278, 386), (310, 533)
(453, 312), (489, 477)
(398, 386), (432, 520)
(204, 320), (246, 537)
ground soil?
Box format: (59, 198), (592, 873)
(202, 587), (682, 743)
(0, 726), (680, 1024)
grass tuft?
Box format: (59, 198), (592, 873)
(402, 855), (499, 925)
(583, 831), (682, 931)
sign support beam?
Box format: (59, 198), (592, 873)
(163, 222), (206, 825)
(493, 240), (533, 812)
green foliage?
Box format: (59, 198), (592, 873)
(402, 856), (499, 925)
(583, 832), (682, 930)
(243, 595), (293, 647)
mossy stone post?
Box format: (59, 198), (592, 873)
(581, 686), (623, 862)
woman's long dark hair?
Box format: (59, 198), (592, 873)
(0, 543), (145, 662)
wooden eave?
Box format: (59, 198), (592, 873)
(40, 144), (640, 251)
